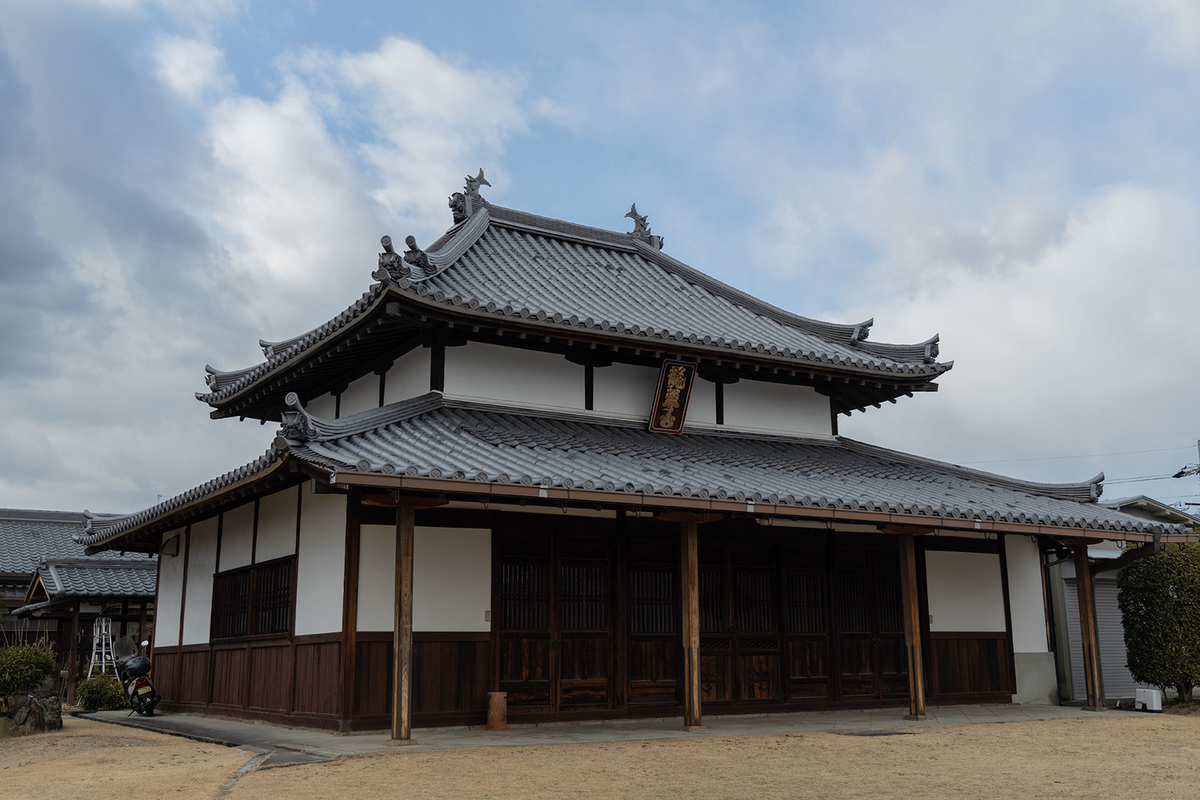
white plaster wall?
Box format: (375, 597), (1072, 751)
(384, 346), (432, 405)
(294, 492), (347, 636)
(444, 342), (583, 410)
(357, 524), (395, 631)
(219, 501), (254, 572)
(340, 372), (380, 417)
(414, 527), (491, 632)
(256, 486), (298, 563)
(687, 378), (716, 426)
(593, 362), (659, 419)
(307, 392), (336, 419)
(926, 550), (1007, 632)
(722, 380), (831, 435)
(1006, 535), (1049, 653)
(181, 517), (218, 645)
(153, 528), (185, 648)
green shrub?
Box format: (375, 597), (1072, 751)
(76, 675), (127, 710)
(0, 645), (56, 696)
(1118, 543), (1200, 702)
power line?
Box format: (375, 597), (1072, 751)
(965, 445), (1195, 466)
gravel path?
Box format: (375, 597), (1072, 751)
(5, 714), (1200, 799)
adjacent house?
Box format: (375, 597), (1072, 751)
(1048, 495), (1200, 704)
(72, 175), (1192, 736)
(1, 508), (156, 702)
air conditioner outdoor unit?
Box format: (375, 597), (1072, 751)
(1134, 687), (1162, 712)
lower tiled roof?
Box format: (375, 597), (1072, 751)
(77, 394), (1192, 551)
(283, 394), (1184, 537)
(35, 558), (157, 599)
(0, 509), (151, 575)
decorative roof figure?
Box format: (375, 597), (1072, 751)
(374, 235), (404, 282)
(450, 168), (491, 224)
(625, 203), (649, 236)
(625, 203), (664, 250)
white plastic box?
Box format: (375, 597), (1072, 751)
(1135, 687), (1163, 712)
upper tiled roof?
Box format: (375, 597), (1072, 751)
(33, 558), (157, 600)
(197, 188), (950, 411)
(0, 509), (151, 576)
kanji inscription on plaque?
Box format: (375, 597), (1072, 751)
(648, 360), (697, 434)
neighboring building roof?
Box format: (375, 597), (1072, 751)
(1103, 495), (1200, 528)
(0, 509), (151, 577)
(197, 182), (951, 418)
(32, 558), (157, 600)
(75, 393), (1192, 552)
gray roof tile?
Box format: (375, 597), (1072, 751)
(0, 510), (150, 576)
(35, 558), (157, 599)
(77, 392), (1190, 551)
(280, 393), (1182, 537)
(198, 201), (949, 408)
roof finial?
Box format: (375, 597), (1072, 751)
(373, 234), (405, 282)
(451, 168), (491, 224)
(279, 392), (318, 443)
(625, 203), (664, 250)
(403, 235), (431, 272)
(625, 203), (649, 236)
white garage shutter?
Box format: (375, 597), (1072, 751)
(1064, 578), (1147, 701)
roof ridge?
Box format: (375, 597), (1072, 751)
(836, 437), (1104, 503)
(75, 447), (289, 550)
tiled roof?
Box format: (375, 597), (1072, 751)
(34, 558), (157, 599)
(197, 198), (950, 409)
(275, 392), (1183, 537)
(73, 448), (289, 549)
(0, 509), (150, 576)
(84, 394), (1189, 552)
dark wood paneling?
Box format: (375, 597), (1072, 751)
(211, 646), (249, 707)
(177, 649), (211, 705)
(151, 648), (179, 703)
(354, 634), (392, 718)
(628, 637), (679, 706)
(928, 632), (1012, 698)
(249, 642), (292, 712)
(293, 635), (342, 716)
(412, 636), (490, 717)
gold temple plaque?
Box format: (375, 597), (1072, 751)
(648, 360), (696, 434)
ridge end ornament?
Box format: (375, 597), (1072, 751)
(402, 235), (431, 273)
(625, 203), (665, 250)
(279, 391), (318, 443)
(374, 234), (406, 281)
(451, 168), (491, 223)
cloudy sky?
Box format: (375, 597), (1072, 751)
(2, 0), (1198, 516)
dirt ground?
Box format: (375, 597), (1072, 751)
(5, 714), (1200, 799)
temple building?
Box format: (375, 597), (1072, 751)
(74, 174), (1192, 736)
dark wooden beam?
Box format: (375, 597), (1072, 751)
(881, 523), (937, 537)
(1072, 539), (1105, 710)
(898, 533), (927, 719)
(392, 506), (416, 741)
(67, 600), (80, 706)
(680, 520), (703, 730)
(655, 511), (723, 524)
(1091, 541), (1160, 575)
(339, 496), (362, 730)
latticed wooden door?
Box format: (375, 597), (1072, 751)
(498, 530), (613, 713)
(833, 545), (907, 701)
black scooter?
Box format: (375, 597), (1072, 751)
(114, 635), (160, 716)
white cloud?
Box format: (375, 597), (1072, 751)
(153, 35), (233, 102)
(841, 186), (1200, 488)
(1114, 0), (1200, 62)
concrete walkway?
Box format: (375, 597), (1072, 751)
(81, 704), (1104, 768)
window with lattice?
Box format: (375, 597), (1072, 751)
(210, 556), (294, 640)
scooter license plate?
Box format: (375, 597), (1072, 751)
(137, 685), (152, 695)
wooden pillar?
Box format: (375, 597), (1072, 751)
(898, 533), (927, 719)
(392, 506), (415, 741)
(680, 520), (703, 730)
(1072, 539), (1104, 710)
(67, 601), (80, 706)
